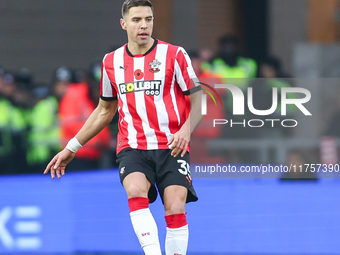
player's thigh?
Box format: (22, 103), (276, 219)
(123, 172), (151, 198)
(117, 148), (155, 199)
(163, 185), (188, 216)
(155, 150), (198, 205)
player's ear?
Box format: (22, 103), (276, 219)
(120, 18), (127, 30)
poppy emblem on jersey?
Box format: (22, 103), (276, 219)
(149, 59), (161, 73)
(134, 69), (144, 80)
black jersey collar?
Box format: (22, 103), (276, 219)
(126, 39), (158, 57)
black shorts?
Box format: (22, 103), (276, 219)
(117, 148), (198, 204)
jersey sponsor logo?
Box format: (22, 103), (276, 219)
(149, 59), (161, 73)
(119, 80), (162, 96)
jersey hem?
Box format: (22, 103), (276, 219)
(116, 144), (191, 155)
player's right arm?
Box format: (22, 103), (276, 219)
(44, 98), (118, 179)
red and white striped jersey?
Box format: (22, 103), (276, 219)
(100, 39), (198, 154)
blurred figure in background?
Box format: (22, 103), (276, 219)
(188, 50), (226, 163)
(52, 66), (72, 102)
(190, 50), (221, 81)
(59, 68), (111, 171)
(1, 69), (33, 174)
(324, 89), (340, 137)
(0, 66), (4, 91)
(0, 67), (14, 174)
(88, 61), (102, 104)
(250, 56), (297, 138)
(204, 35), (258, 141)
(27, 84), (61, 173)
(259, 56), (289, 79)
(204, 34), (257, 88)
(199, 48), (213, 63)
(26, 66), (73, 172)
(89, 60), (118, 168)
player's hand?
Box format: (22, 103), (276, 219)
(43, 148), (75, 179)
(167, 125), (190, 158)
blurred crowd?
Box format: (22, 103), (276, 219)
(1, 34), (310, 176)
(0, 60), (119, 175)
(190, 35), (302, 164)
(191, 34), (298, 137)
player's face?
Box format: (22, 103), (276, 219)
(121, 6), (154, 49)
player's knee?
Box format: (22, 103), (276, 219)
(126, 184), (148, 198)
(165, 201), (186, 215)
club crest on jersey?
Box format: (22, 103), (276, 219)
(119, 80), (162, 96)
(149, 59), (161, 73)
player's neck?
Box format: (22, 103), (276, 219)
(127, 38), (155, 55)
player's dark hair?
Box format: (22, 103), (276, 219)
(122, 0), (154, 17)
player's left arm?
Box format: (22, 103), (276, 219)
(167, 47), (204, 157)
(167, 89), (203, 157)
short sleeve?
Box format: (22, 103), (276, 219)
(174, 47), (199, 95)
(100, 53), (118, 101)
